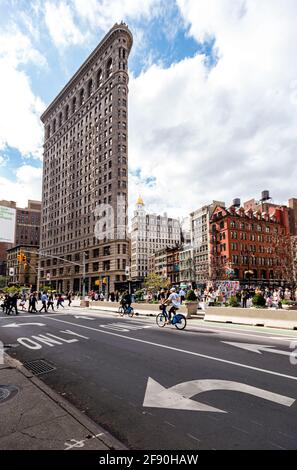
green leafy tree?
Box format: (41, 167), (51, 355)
(0, 276), (8, 289)
(144, 273), (170, 294)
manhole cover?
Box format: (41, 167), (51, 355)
(23, 359), (56, 376)
(0, 385), (19, 404)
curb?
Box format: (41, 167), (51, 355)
(3, 353), (127, 451)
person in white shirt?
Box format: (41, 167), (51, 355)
(179, 289), (186, 304)
(164, 288), (181, 323)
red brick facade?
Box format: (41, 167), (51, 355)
(210, 204), (292, 283)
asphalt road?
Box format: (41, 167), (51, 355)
(1, 308), (297, 450)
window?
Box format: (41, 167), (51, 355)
(65, 104), (69, 121)
(97, 69), (103, 88)
(106, 58), (112, 79)
(79, 88), (84, 106)
(103, 260), (110, 271)
(87, 79), (93, 97)
(103, 246), (110, 256)
(72, 96), (76, 114)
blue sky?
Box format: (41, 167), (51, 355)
(0, 0), (213, 206)
(0, 0), (297, 218)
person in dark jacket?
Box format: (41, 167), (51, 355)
(30, 293), (38, 313)
(47, 294), (55, 312)
(7, 293), (19, 315)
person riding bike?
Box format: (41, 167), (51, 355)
(162, 287), (181, 324)
(120, 291), (132, 312)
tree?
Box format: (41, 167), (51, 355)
(0, 276), (8, 289)
(271, 231), (294, 284)
(144, 273), (170, 293)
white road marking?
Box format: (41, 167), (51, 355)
(189, 325), (297, 343)
(74, 316), (95, 320)
(40, 315), (297, 382)
(224, 341), (293, 357)
(64, 433), (104, 450)
(142, 377), (295, 412)
(16, 330), (89, 350)
(2, 322), (45, 328)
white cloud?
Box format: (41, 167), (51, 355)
(45, 1), (85, 47)
(73, 0), (163, 31)
(128, 0), (297, 218)
(0, 28), (45, 158)
(0, 165), (42, 207)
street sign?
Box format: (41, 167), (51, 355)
(9, 267), (14, 276)
(125, 266), (130, 276)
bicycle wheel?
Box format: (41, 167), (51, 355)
(156, 312), (167, 327)
(118, 306), (124, 316)
(174, 314), (187, 330)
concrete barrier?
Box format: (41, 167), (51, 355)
(204, 306), (297, 330)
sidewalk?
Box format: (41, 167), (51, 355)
(0, 355), (126, 450)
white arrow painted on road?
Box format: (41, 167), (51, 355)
(74, 316), (95, 320)
(143, 377), (295, 413)
(224, 341), (293, 357)
(2, 322), (45, 328)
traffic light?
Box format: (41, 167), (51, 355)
(17, 252), (25, 263)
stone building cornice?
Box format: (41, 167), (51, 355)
(41, 22), (133, 123)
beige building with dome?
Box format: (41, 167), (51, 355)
(131, 198), (181, 281)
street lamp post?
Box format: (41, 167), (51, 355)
(82, 251), (86, 299)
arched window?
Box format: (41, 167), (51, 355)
(72, 96), (76, 114)
(53, 119), (56, 133)
(58, 111), (62, 127)
(106, 58), (112, 79)
(87, 79), (93, 97)
(79, 88), (84, 106)
(65, 104), (69, 121)
(96, 69), (102, 88)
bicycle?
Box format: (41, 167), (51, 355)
(118, 303), (135, 317)
(156, 305), (187, 330)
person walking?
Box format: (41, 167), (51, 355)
(39, 292), (48, 313)
(56, 294), (65, 309)
(29, 293), (38, 313)
(241, 290), (248, 308)
(47, 294), (55, 312)
(7, 293), (19, 316)
(67, 291), (72, 307)
(19, 296), (27, 311)
(179, 288), (186, 304)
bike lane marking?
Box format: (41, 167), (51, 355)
(41, 315), (297, 382)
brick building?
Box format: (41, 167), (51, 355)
(210, 200), (292, 285)
(7, 245), (39, 288)
(40, 23), (133, 294)
(149, 245), (180, 285)
(0, 200), (16, 276)
(0, 200), (41, 278)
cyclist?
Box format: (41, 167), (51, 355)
(162, 287), (181, 324)
(120, 291), (132, 313)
